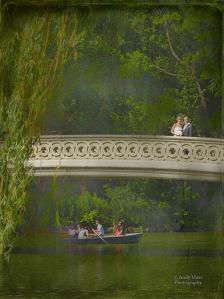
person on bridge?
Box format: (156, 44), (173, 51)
(171, 116), (183, 136)
(182, 116), (192, 137)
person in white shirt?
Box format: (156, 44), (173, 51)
(78, 224), (89, 239)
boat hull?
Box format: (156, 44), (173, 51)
(64, 233), (142, 244)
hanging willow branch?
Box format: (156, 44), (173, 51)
(0, 7), (78, 259)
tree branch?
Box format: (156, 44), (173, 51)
(152, 64), (177, 77)
(190, 64), (206, 109)
(165, 27), (182, 63)
(165, 26), (206, 109)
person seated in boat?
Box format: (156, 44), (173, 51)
(114, 219), (126, 236)
(68, 225), (77, 237)
(78, 223), (89, 239)
(68, 224), (80, 238)
(93, 219), (104, 237)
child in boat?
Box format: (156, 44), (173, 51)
(114, 219), (126, 236)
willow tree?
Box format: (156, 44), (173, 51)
(0, 7), (78, 258)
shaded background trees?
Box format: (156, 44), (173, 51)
(23, 177), (222, 234)
(42, 6), (222, 137)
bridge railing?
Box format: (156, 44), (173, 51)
(1, 135), (223, 180)
(31, 135), (223, 164)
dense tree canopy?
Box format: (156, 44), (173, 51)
(43, 6), (222, 136)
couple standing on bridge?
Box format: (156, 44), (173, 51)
(171, 116), (192, 137)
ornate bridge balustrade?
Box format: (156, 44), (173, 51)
(29, 135), (224, 181)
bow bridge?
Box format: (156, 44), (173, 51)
(29, 135), (224, 181)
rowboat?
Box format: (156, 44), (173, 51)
(64, 233), (142, 244)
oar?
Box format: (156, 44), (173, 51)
(92, 229), (108, 244)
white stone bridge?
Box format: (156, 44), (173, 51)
(29, 135), (224, 181)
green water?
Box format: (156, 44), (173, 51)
(0, 233), (223, 299)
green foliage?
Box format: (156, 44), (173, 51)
(54, 208), (60, 228)
(118, 7), (221, 136)
(111, 91), (181, 134)
(104, 183), (148, 226)
(80, 210), (101, 228)
(24, 178), (222, 234)
(120, 51), (150, 77)
(58, 191), (110, 227)
(0, 8), (78, 258)
(75, 191), (110, 225)
(43, 7), (221, 136)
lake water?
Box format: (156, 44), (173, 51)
(0, 233), (223, 299)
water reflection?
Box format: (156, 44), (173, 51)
(1, 233), (223, 299)
(0, 252), (222, 299)
(13, 243), (223, 257)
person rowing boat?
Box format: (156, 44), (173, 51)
(93, 219), (104, 237)
(92, 219), (107, 243)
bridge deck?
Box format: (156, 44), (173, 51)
(28, 135), (224, 181)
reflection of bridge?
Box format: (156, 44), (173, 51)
(29, 135), (224, 181)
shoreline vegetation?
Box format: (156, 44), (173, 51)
(23, 178), (223, 236)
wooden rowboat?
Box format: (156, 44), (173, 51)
(64, 233), (142, 245)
